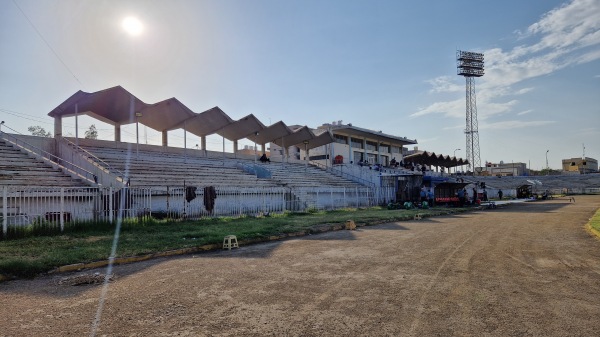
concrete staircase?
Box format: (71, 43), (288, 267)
(0, 139), (87, 187)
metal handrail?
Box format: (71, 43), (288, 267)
(310, 161), (375, 187)
(0, 125), (96, 184)
(236, 162), (273, 179)
(60, 136), (126, 182)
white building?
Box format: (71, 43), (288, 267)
(270, 121), (417, 167)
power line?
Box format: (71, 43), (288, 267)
(12, 0), (83, 87)
(0, 108), (118, 131)
(0, 109), (51, 124)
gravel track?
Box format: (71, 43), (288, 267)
(1, 195), (599, 336)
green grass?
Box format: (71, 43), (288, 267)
(0, 207), (468, 279)
(590, 208), (600, 233)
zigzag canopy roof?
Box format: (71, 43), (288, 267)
(403, 151), (469, 168)
(168, 106), (233, 137)
(296, 129), (335, 150)
(270, 126), (334, 151)
(47, 86), (316, 144)
(217, 114), (265, 142)
(246, 121), (293, 145)
(48, 86), (147, 125)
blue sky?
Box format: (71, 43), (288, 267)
(1, 0), (598, 170)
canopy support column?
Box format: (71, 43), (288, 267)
(54, 116), (62, 138)
(114, 125), (121, 142)
(162, 131), (168, 147)
(348, 140), (352, 164)
(363, 138), (367, 164)
(75, 103), (79, 147)
(222, 136), (225, 165)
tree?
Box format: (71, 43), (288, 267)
(84, 124), (98, 139)
(27, 125), (52, 137)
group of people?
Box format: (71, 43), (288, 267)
(419, 186), (435, 207)
(357, 157), (429, 174)
(457, 188), (503, 206)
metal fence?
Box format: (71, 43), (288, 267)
(1, 185), (396, 236)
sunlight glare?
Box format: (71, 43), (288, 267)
(122, 16), (143, 36)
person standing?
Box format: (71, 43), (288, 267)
(427, 189), (434, 207)
(420, 186), (427, 203)
(498, 189), (503, 200)
(457, 188), (465, 207)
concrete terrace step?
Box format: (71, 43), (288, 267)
(0, 139), (88, 187)
(80, 145), (365, 189)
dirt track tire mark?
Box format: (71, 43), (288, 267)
(407, 226), (484, 336)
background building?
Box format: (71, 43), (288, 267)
(307, 122), (417, 166)
(562, 157), (598, 174)
(478, 161), (529, 176)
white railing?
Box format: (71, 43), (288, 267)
(57, 137), (126, 187)
(310, 162), (376, 187)
(1, 185), (396, 237)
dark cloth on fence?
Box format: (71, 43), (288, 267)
(203, 186), (217, 213)
(185, 186), (197, 203)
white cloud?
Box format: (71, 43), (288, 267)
(426, 76), (462, 93)
(515, 87), (534, 95)
(517, 109), (534, 116)
(411, 99), (464, 119)
(478, 100), (519, 119)
(415, 0), (600, 119)
(595, 74), (600, 78)
(479, 120), (556, 130)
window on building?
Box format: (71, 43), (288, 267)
(350, 137), (363, 149)
(333, 134), (348, 144)
(379, 144), (390, 153)
(366, 141), (378, 151)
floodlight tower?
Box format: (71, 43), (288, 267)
(457, 50), (484, 173)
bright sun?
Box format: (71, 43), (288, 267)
(122, 16), (143, 36)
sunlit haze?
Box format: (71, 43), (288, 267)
(122, 16), (143, 36)
(0, 0), (598, 169)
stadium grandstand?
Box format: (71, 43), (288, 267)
(1, 86), (599, 231)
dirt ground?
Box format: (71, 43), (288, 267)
(1, 195), (600, 337)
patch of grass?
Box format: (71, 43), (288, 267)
(0, 206), (469, 279)
(590, 208), (600, 233)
